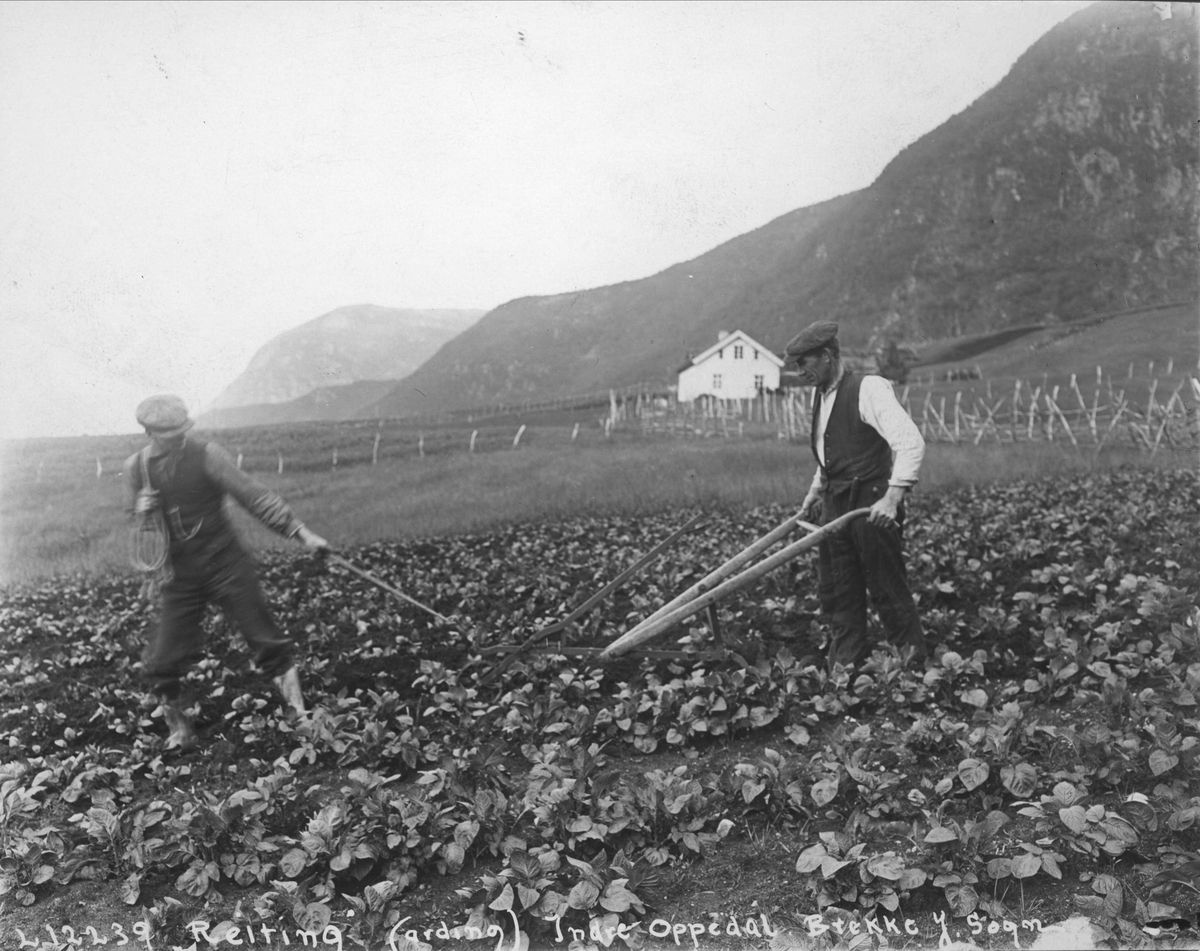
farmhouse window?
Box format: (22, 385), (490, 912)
(718, 349), (723, 358)
(734, 345), (744, 359)
(754, 375), (764, 391)
(754, 349), (759, 360)
(713, 374), (722, 390)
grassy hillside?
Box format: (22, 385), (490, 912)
(915, 301), (1198, 393)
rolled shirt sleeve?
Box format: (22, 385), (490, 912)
(857, 376), (925, 487)
(807, 464), (827, 496)
(202, 442), (306, 538)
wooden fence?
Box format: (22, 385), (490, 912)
(620, 372), (1200, 455)
(13, 368), (1198, 486)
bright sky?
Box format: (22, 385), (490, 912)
(0, 0), (1091, 439)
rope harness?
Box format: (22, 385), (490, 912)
(129, 446), (172, 592)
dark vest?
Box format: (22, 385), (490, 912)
(811, 371), (893, 487)
(139, 438), (232, 549)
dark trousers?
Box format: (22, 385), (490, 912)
(144, 538), (293, 700)
(816, 479), (926, 668)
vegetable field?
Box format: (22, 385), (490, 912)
(1, 468), (1199, 950)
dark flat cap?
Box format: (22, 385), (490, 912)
(784, 321), (839, 360)
(136, 394), (194, 436)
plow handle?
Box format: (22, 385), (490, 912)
(328, 554), (452, 624)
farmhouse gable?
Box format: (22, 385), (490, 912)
(676, 330), (784, 402)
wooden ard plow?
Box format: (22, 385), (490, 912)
(476, 507), (871, 685)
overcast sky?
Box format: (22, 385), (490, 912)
(0, 0), (1092, 440)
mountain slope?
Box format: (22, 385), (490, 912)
(368, 2), (1196, 419)
(197, 380), (399, 429)
(204, 305), (483, 415)
(800, 0), (1199, 339)
(372, 194), (858, 415)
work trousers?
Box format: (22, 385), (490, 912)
(816, 478), (926, 668)
(144, 536), (293, 700)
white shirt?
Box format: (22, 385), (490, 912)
(808, 367), (925, 494)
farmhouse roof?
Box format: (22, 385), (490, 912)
(681, 330), (784, 369)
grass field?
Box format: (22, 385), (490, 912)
(0, 429), (1183, 586)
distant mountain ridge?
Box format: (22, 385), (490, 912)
(200, 305), (483, 425)
(365, 2), (1196, 420)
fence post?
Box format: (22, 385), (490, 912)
(96, 457), (103, 478)
(470, 430), (478, 453)
(513, 424), (526, 449)
(1150, 381), (1186, 455)
(237, 452), (244, 470)
(1048, 391), (1077, 446)
(571, 422), (579, 442)
(419, 433), (425, 458)
(1011, 380), (1022, 441)
(1096, 397), (1128, 452)
(332, 448), (338, 469)
(372, 432), (381, 465)
(278, 452), (284, 475)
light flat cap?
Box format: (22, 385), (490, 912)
(784, 321), (839, 360)
(136, 394), (194, 436)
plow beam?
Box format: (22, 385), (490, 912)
(599, 508), (870, 660)
(621, 511), (818, 644)
(479, 645), (729, 662)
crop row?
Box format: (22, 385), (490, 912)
(1, 468), (1198, 948)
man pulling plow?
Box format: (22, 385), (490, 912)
(125, 394), (330, 751)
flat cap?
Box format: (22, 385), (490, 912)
(136, 394), (194, 436)
(784, 321), (839, 360)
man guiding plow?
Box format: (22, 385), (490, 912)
(598, 320), (929, 668)
(124, 394), (329, 751)
(787, 320), (928, 669)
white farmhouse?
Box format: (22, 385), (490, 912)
(676, 330), (783, 403)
